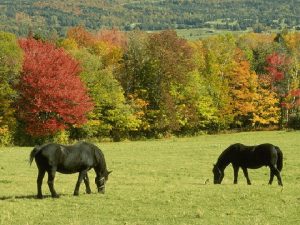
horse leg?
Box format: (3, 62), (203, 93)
(37, 169), (46, 199)
(74, 170), (87, 196)
(83, 173), (92, 194)
(270, 165), (283, 186)
(268, 169), (275, 185)
(233, 165), (239, 184)
(47, 169), (59, 198)
(242, 167), (251, 185)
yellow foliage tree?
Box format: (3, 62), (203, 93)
(252, 75), (280, 127)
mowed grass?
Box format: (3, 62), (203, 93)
(0, 131), (300, 225)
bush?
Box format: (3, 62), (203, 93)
(53, 130), (70, 144)
(13, 122), (71, 146)
(287, 113), (300, 130)
(0, 126), (13, 146)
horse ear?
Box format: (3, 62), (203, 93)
(108, 170), (112, 175)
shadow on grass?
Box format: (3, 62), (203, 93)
(0, 194), (67, 200)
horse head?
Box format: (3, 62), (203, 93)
(212, 164), (224, 184)
(95, 170), (112, 194)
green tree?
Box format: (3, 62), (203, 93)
(237, 33), (275, 74)
(117, 31), (151, 135)
(201, 34), (237, 130)
(119, 30), (210, 136)
(0, 31), (23, 145)
(145, 30), (196, 134)
(169, 70), (217, 134)
(67, 48), (140, 141)
(186, 40), (218, 133)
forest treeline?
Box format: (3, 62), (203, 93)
(0, 27), (299, 145)
(0, 0), (299, 37)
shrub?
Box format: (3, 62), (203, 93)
(287, 113), (300, 130)
(0, 126), (12, 146)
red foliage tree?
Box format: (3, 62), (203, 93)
(264, 52), (300, 126)
(291, 89), (300, 107)
(17, 38), (93, 136)
(265, 53), (288, 82)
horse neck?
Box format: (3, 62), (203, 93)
(99, 162), (107, 175)
(95, 151), (107, 176)
(216, 152), (231, 171)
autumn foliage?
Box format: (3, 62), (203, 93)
(265, 53), (289, 82)
(17, 38), (93, 136)
(0, 28), (299, 145)
(66, 26), (95, 47)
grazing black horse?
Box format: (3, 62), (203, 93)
(212, 143), (283, 186)
(29, 142), (111, 199)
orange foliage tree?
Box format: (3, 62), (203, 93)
(228, 50), (259, 127)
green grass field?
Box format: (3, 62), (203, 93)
(0, 131), (299, 225)
(175, 28), (247, 40)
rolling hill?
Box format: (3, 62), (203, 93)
(0, 0), (299, 37)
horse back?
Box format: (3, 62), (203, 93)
(228, 143), (279, 168)
(33, 143), (64, 169)
(247, 143), (281, 168)
(32, 142), (99, 173)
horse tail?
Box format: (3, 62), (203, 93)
(275, 146), (283, 171)
(29, 146), (41, 165)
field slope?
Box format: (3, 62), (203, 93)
(1, 0), (299, 36)
(0, 131), (300, 225)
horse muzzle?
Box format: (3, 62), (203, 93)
(98, 187), (105, 194)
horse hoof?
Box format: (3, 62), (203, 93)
(37, 195), (43, 199)
(73, 192), (79, 196)
(52, 194), (60, 198)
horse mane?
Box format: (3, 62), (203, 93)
(218, 143), (237, 159)
(216, 143), (242, 169)
(95, 146), (108, 173)
(81, 142), (108, 173)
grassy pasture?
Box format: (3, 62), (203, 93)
(0, 131), (299, 225)
(175, 28), (246, 40)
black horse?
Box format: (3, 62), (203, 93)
(212, 143), (283, 186)
(29, 141), (111, 199)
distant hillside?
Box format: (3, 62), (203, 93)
(0, 0), (299, 37)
